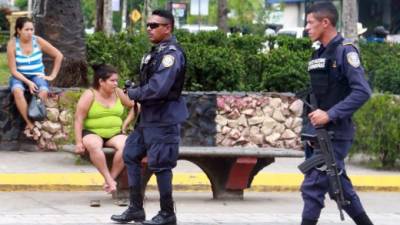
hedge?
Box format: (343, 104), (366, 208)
(353, 94), (400, 168)
(87, 31), (400, 94)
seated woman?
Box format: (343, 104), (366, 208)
(7, 17), (63, 135)
(74, 64), (136, 193)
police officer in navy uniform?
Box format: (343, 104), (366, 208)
(301, 3), (373, 225)
(111, 9), (188, 225)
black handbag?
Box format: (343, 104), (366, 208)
(28, 95), (47, 121)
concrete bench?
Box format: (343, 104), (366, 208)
(63, 145), (304, 200)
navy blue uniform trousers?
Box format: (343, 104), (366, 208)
(123, 125), (180, 196)
(301, 140), (366, 220)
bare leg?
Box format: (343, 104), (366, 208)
(12, 88), (34, 130)
(83, 134), (116, 193)
(105, 134), (127, 180)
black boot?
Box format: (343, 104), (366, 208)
(143, 196), (176, 225)
(111, 189), (145, 223)
(301, 218), (318, 225)
(142, 211), (176, 225)
(353, 212), (374, 225)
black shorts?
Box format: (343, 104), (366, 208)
(82, 129), (121, 143)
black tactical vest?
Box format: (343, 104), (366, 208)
(308, 37), (351, 110)
(139, 41), (186, 104)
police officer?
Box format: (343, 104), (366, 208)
(301, 3), (373, 225)
(111, 9), (188, 225)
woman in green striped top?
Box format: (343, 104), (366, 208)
(74, 64), (137, 193)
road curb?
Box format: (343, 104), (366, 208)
(1, 172), (399, 192)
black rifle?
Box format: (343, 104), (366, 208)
(297, 91), (349, 221)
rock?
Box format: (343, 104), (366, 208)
(241, 108), (255, 116)
(249, 126), (260, 137)
(42, 121), (62, 134)
(46, 108), (60, 122)
(262, 116), (277, 128)
(34, 121), (42, 129)
(269, 98), (282, 108)
(237, 115), (248, 127)
(250, 134), (264, 145)
(284, 117), (293, 128)
(227, 119), (239, 128)
(273, 123), (286, 134)
(291, 117), (303, 129)
(255, 107), (264, 117)
(221, 126), (231, 135)
(226, 108), (241, 120)
(281, 129), (297, 139)
(289, 99), (304, 116)
(53, 132), (66, 141)
(46, 141), (58, 151)
(41, 131), (52, 139)
(284, 139), (297, 149)
(32, 127), (41, 140)
(228, 128), (241, 140)
(262, 106), (274, 116)
(38, 137), (46, 149)
(294, 126), (302, 134)
(248, 116), (264, 125)
(221, 138), (234, 146)
(272, 110), (286, 122)
(59, 110), (72, 125)
(215, 115), (228, 126)
(45, 98), (58, 108)
(260, 126), (273, 136)
(265, 132), (281, 144)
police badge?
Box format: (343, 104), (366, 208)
(346, 52), (360, 68)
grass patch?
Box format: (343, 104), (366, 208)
(0, 53), (9, 85)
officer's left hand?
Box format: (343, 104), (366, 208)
(308, 109), (330, 126)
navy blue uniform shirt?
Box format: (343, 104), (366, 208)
(305, 34), (371, 140)
(127, 36), (188, 127)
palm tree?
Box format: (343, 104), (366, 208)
(32, 0), (87, 87)
(342, 0), (358, 40)
(217, 0), (228, 33)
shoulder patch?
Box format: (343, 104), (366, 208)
(346, 52), (360, 68)
(162, 55), (175, 68)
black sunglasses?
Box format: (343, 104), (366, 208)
(146, 23), (168, 29)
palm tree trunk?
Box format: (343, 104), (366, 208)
(342, 0), (358, 40)
(217, 0), (229, 33)
(32, 0), (87, 87)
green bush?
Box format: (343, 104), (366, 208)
(182, 43), (246, 91)
(353, 94), (400, 168)
(260, 47), (311, 92)
(360, 43), (400, 94)
(86, 31), (400, 94)
(86, 32), (150, 84)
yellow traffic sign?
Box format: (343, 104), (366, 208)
(130, 9), (141, 23)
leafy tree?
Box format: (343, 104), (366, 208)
(15, 0), (28, 10)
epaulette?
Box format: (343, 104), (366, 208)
(342, 39), (356, 46)
(168, 45), (177, 51)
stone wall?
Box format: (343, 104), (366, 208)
(181, 92), (303, 149)
(0, 88), (303, 151)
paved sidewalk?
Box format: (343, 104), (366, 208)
(0, 151), (399, 192)
(0, 191), (399, 225)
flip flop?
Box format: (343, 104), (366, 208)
(90, 200), (101, 207)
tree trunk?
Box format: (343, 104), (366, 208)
(32, 0), (88, 87)
(342, 0), (358, 40)
(95, 0), (104, 32)
(217, 0), (229, 33)
(121, 0), (127, 30)
(103, 0), (113, 35)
